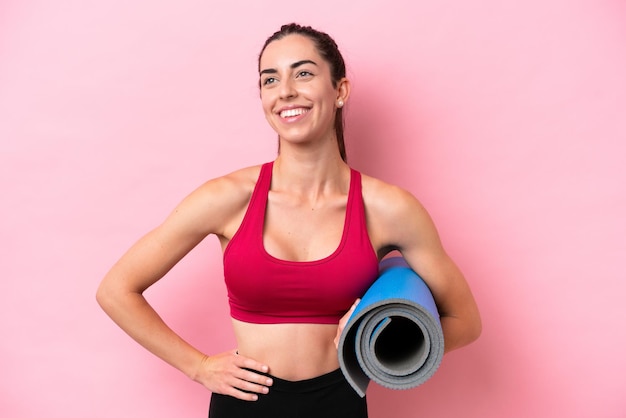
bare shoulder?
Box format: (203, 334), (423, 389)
(360, 173), (437, 253)
(165, 164), (263, 239)
(197, 165), (262, 205)
(360, 174), (429, 221)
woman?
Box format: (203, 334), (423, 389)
(97, 23), (481, 418)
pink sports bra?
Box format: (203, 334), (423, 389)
(223, 162), (379, 324)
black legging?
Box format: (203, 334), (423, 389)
(208, 368), (368, 418)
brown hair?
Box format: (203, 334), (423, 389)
(259, 23), (348, 162)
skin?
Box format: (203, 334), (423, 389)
(96, 34), (481, 403)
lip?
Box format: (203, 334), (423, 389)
(275, 105), (311, 122)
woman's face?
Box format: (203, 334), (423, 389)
(259, 34), (345, 147)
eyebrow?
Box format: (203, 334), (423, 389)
(259, 59), (318, 75)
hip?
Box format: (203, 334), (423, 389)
(209, 368), (368, 418)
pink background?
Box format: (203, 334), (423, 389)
(2, 1), (625, 417)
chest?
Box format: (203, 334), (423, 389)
(263, 191), (348, 262)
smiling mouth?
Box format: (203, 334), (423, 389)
(279, 108), (310, 118)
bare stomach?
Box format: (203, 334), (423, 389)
(231, 319), (340, 381)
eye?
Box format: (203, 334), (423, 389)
(262, 77), (277, 86)
(296, 70), (313, 78)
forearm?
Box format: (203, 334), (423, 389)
(96, 287), (205, 380)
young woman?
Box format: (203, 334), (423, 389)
(97, 23), (481, 418)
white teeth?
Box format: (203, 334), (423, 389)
(280, 108), (308, 118)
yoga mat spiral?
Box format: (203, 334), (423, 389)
(337, 257), (444, 397)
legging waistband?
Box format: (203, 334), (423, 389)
(255, 368), (346, 393)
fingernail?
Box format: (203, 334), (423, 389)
(252, 394), (258, 401)
(266, 378), (273, 386)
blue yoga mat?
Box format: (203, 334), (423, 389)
(337, 257), (444, 397)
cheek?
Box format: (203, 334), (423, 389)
(319, 88), (340, 117)
(259, 95), (279, 130)
(260, 94), (274, 115)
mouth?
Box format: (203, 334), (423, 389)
(278, 107), (310, 119)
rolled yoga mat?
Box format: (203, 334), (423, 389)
(337, 256), (445, 397)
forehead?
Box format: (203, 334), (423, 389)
(259, 34), (324, 70)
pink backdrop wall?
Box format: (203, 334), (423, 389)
(2, 1), (625, 417)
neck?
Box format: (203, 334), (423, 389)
(272, 151), (349, 196)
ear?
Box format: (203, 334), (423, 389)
(336, 77), (351, 107)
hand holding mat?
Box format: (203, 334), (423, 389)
(337, 257), (444, 397)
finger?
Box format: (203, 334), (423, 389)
(234, 353), (270, 375)
(223, 372), (272, 401)
(237, 367), (273, 388)
(226, 386), (263, 402)
(344, 299), (360, 319)
(235, 376), (271, 395)
(335, 299), (361, 348)
(230, 354), (273, 388)
(351, 298), (361, 310)
(340, 299), (360, 327)
(334, 327), (347, 348)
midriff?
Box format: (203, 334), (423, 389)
(231, 319), (340, 380)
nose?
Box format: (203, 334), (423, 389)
(279, 77), (297, 100)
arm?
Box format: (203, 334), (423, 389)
(96, 171), (272, 400)
(366, 181), (482, 353)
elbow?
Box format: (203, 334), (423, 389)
(96, 276), (144, 317)
(95, 281), (110, 311)
(469, 315), (482, 344)
(442, 311), (482, 354)
(455, 311), (483, 349)
(465, 309), (482, 345)
(95, 279), (118, 314)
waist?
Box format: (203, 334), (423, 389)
(249, 367), (346, 393)
(232, 319), (340, 380)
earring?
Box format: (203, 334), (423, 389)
(337, 99), (344, 108)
